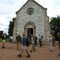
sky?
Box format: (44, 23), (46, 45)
(0, 0), (60, 34)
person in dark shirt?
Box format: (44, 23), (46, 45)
(34, 36), (37, 46)
(2, 33), (6, 48)
(17, 34), (30, 58)
(39, 34), (42, 47)
(57, 32), (60, 56)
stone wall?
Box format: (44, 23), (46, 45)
(13, 0), (50, 44)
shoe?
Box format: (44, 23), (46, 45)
(34, 49), (36, 51)
(49, 50), (53, 52)
(2, 46), (5, 48)
(34, 50), (36, 51)
(17, 54), (21, 57)
(9, 47), (12, 49)
(57, 53), (60, 56)
(16, 48), (18, 50)
(26, 54), (30, 58)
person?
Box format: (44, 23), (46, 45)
(49, 32), (54, 52)
(34, 36), (37, 46)
(17, 34), (30, 58)
(53, 36), (56, 47)
(30, 35), (36, 52)
(39, 34), (42, 47)
(16, 34), (21, 50)
(26, 38), (29, 47)
(57, 32), (60, 56)
(2, 33), (6, 48)
(9, 34), (13, 48)
(41, 35), (43, 46)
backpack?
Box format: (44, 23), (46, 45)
(9, 37), (12, 42)
(26, 38), (29, 47)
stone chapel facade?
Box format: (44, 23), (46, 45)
(13, 0), (50, 44)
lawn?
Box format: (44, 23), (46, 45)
(0, 38), (9, 43)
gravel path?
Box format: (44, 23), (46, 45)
(0, 42), (60, 60)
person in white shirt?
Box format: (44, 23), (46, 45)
(49, 33), (54, 51)
(9, 34), (13, 48)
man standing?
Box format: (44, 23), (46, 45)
(2, 33), (6, 48)
(57, 32), (60, 56)
(17, 34), (30, 58)
(39, 34), (42, 47)
(16, 34), (21, 50)
(49, 33), (54, 51)
(34, 36), (37, 46)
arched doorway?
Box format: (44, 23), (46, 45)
(27, 28), (33, 40)
(24, 21), (36, 40)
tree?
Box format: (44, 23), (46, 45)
(0, 31), (3, 38)
(50, 16), (60, 38)
(8, 18), (15, 35)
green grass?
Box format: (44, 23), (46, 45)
(0, 38), (2, 42)
(0, 38), (9, 43)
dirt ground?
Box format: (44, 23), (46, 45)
(0, 42), (60, 60)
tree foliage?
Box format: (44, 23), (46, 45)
(50, 16), (60, 37)
(8, 18), (15, 35)
(0, 31), (3, 38)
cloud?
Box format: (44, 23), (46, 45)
(36, 0), (60, 17)
(0, 0), (60, 34)
(0, 0), (27, 33)
(0, 16), (7, 31)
